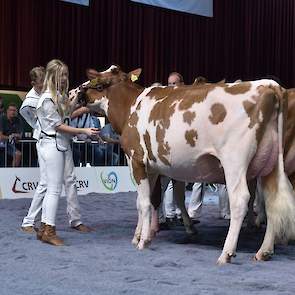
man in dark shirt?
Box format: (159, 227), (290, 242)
(0, 103), (24, 166)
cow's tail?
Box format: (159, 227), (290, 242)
(262, 86), (295, 242)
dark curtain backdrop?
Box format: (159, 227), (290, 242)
(1, 0), (295, 90)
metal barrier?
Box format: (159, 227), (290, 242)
(0, 139), (127, 167)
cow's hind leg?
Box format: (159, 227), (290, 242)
(255, 163), (295, 261)
(217, 169), (250, 265)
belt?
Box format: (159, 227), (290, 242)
(41, 131), (56, 138)
(40, 131), (56, 139)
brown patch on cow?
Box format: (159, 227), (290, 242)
(224, 82), (251, 95)
(243, 86), (277, 142)
(129, 112), (139, 127)
(143, 131), (156, 162)
(136, 101), (141, 111)
(147, 84), (216, 110)
(148, 98), (176, 166)
(183, 111), (196, 125)
(121, 124), (146, 184)
(209, 103), (227, 125)
(156, 125), (171, 166)
(185, 129), (198, 147)
(178, 86), (215, 110)
(131, 158), (147, 185)
(147, 87), (174, 100)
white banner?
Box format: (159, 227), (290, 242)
(62, 0), (89, 6)
(131, 0), (213, 17)
(0, 167), (136, 199)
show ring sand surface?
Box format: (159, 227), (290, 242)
(0, 192), (294, 295)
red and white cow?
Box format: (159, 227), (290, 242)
(83, 65), (295, 265)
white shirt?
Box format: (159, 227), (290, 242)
(20, 87), (41, 139)
(36, 90), (62, 136)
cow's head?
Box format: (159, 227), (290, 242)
(82, 65), (142, 115)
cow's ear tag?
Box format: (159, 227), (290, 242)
(131, 74), (138, 82)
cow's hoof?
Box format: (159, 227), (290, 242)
(254, 251), (272, 261)
(217, 252), (236, 265)
(137, 239), (151, 250)
(131, 235), (140, 246)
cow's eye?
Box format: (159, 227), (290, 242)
(96, 84), (104, 91)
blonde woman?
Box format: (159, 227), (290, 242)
(36, 59), (98, 246)
(21, 66), (93, 235)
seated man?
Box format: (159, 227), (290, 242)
(71, 112), (119, 166)
(0, 103), (24, 167)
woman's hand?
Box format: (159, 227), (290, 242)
(83, 128), (100, 137)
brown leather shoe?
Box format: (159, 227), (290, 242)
(41, 225), (64, 246)
(36, 222), (46, 240)
(72, 224), (93, 233)
(21, 226), (36, 233)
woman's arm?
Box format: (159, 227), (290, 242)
(56, 124), (99, 137)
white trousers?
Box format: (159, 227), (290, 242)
(187, 183), (230, 219)
(218, 184), (230, 219)
(22, 139), (82, 227)
(187, 182), (204, 219)
(162, 178), (181, 219)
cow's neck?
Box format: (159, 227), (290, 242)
(106, 82), (144, 135)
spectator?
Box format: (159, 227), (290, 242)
(161, 72), (187, 226)
(0, 96), (4, 116)
(0, 103), (24, 166)
(71, 112), (118, 166)
(167, 72), (184, 86)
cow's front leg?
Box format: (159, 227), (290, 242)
(136, 177), (152, 249)
(217, 170), (250, 265)
(150, 176), (162, 237)
(254, 178), (266, 228)
(245, 180), (258, 232)
(173, 180), (196, 235)
(132, 195), (143, 246)
(131, 159), (155, 250)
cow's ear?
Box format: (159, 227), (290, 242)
(128, 68), (142, 82)
(86, 68), (99, 80)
